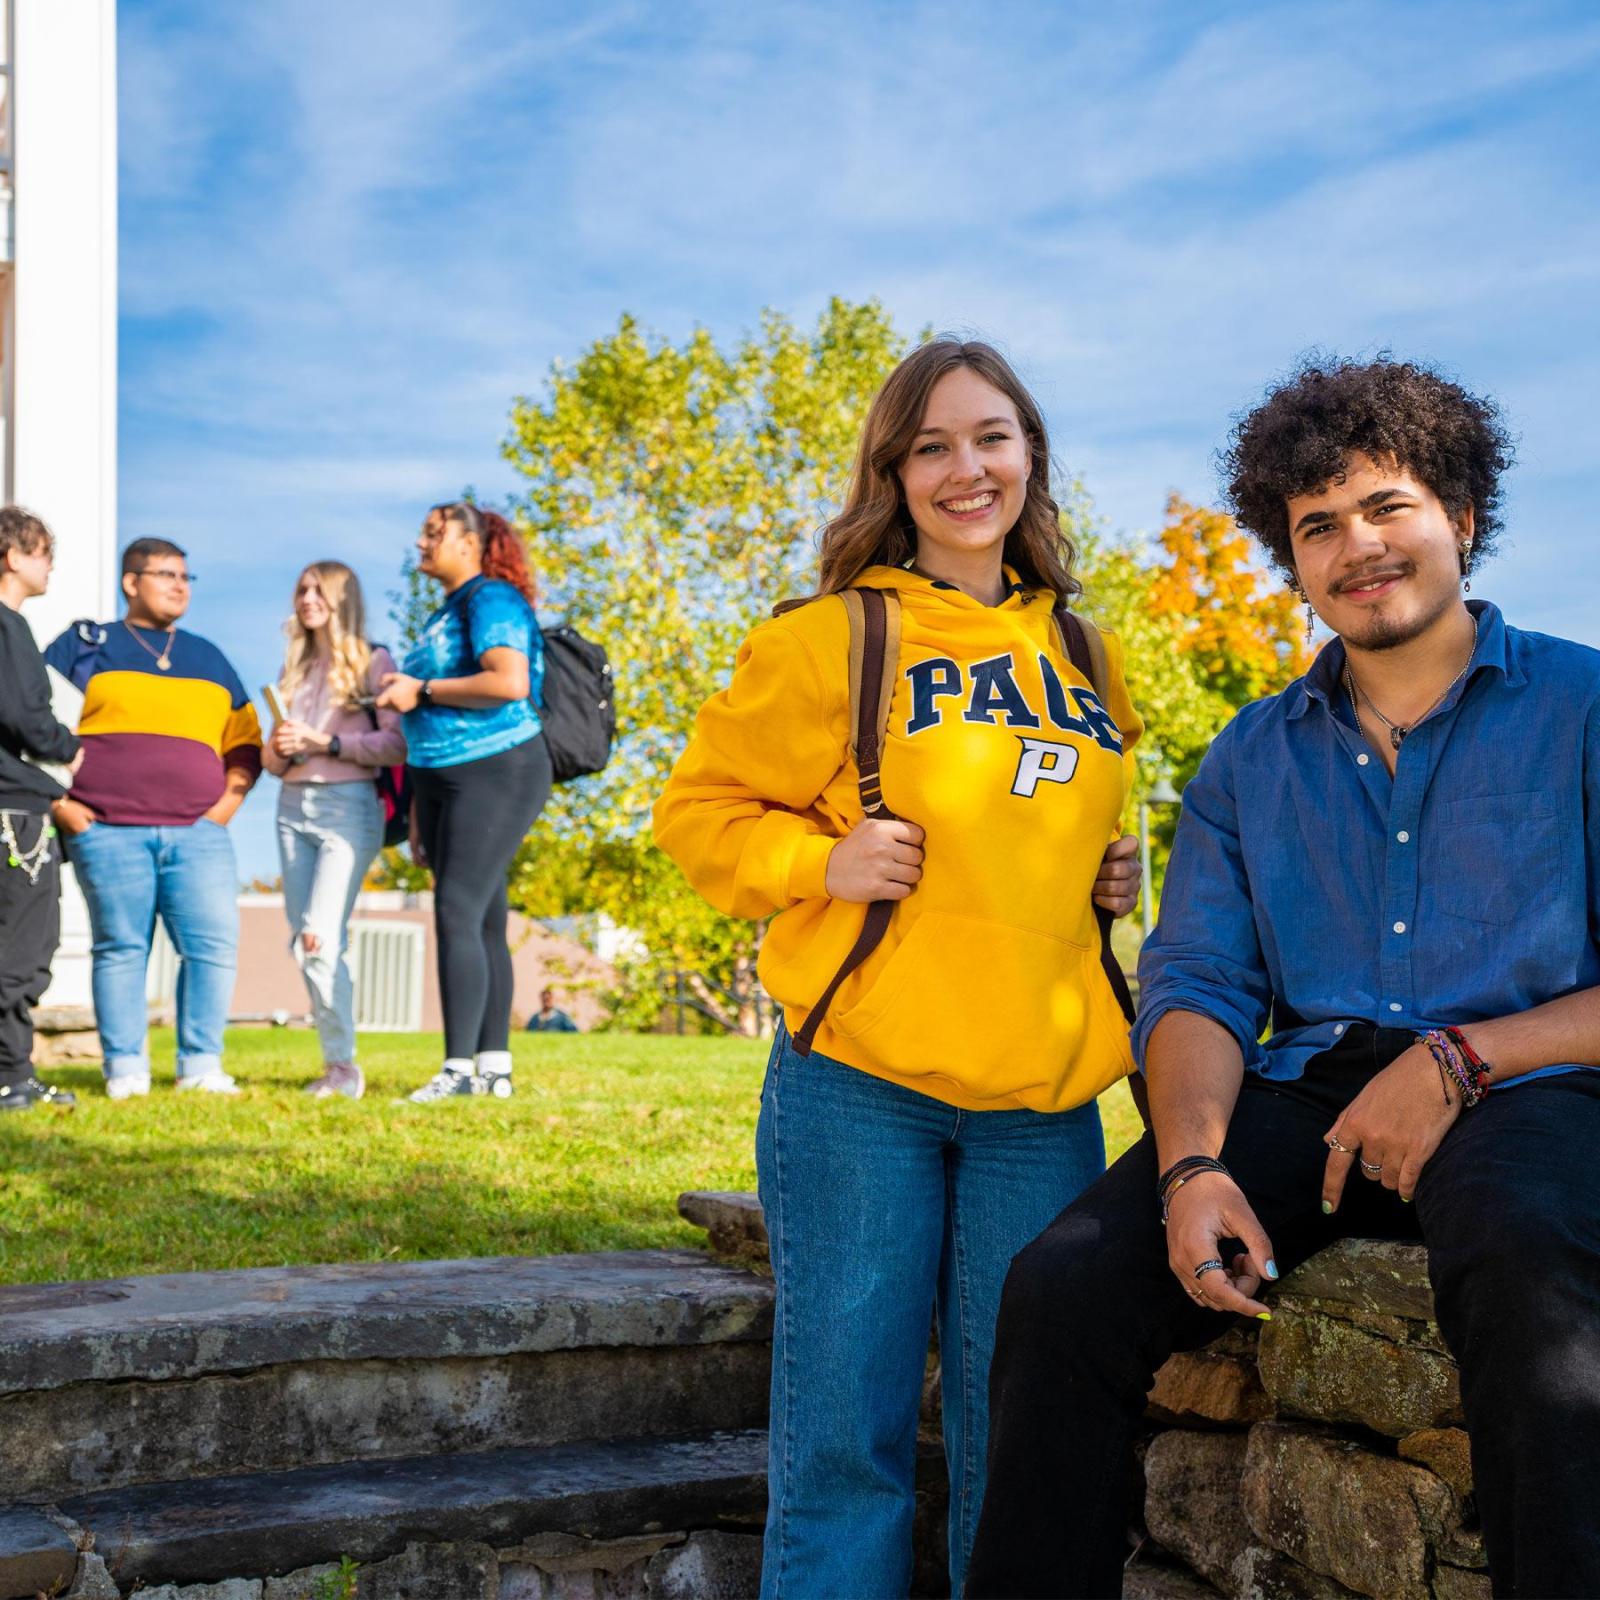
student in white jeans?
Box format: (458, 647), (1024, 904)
(263, 563), (405, 1098)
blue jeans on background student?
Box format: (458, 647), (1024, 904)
(277, 781), (384, 1066)
(754, 1022), (1106, 1600)
(66, 821), (238, 1085)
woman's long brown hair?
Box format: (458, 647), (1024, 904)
(775, 338), (1078, 616)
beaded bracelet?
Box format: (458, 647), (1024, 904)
(1419, 1028), (1490, 1109)
(1157, 1155), (1230, 1225)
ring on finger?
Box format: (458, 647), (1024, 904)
(1359, 1158), (1383, 1175)
(1186, 1286), (1207, 1302)
(1326, 1136), (1353, 1154)
(1193, 1258), (1226, 1279)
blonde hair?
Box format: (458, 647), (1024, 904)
(776, 338), (1078, 616)
(279, 562), (374, 711)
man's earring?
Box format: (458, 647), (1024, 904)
(1459, 539), (1472, 593)
(1290, 582), (1314, 644)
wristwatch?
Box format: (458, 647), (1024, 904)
(328, 735), (343, 759)
(418, 680), (434, 707)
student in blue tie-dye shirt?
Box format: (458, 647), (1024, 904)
(376, 501), (549, 1102)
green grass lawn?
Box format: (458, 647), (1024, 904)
(0, 1030), (1145, 1285)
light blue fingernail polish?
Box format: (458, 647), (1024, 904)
(1265, 1259), (1279, 1280)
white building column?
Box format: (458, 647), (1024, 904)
(2, 0), (119, 1009)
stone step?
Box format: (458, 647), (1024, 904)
(56, 1430), (770, 1593)
(0, 1251), (773, 1501)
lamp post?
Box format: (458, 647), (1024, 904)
(1139, 774), (1182, 943)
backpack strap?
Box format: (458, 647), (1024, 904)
(1055, 604), (1150, 1126)
(792, 588), (901, 1056)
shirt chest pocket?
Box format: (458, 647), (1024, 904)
(1429, 792), (1561, 928)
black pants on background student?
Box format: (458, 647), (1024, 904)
(965, 1026), (1600, 1600)
(411, 734), (552, 1059)
(0, 813), (61, 1089)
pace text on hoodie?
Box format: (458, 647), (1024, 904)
(654, 565), (1144, 1113)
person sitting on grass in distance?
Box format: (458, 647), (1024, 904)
(0, 506), (82, 1112)
(965, 357), (1600, 1600)
(45, 538), (262, 1099)
(656, 337), (1145, 1600)
(525, 986), (578, 1033)
(263, 562), (406, 1101)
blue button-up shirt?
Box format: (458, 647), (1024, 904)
(1133, 602), (1600, 1087)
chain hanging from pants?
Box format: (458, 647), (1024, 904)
(0, 810), (55, 886)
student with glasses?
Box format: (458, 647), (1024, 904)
(45, 538), (263, 1098)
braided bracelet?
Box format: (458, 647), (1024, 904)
(1419, 1028), (1490, 1109)
(1157, 1156), (1230, 1225)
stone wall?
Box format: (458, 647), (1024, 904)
(1141, 1239), (1485, 1600)
(679, 1195), (1486, 1600)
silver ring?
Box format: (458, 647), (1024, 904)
(1326, 1136), (1353, 1154)
(1360, 1158), (1383, 1174)
(1193, 1258), (1226, 1279)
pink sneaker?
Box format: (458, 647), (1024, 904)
(305, 1061), (364, 1100)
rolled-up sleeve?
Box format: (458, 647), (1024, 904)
(1132, 722), (1273, 1073)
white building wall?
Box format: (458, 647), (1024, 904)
(3, 0), (120, 1009)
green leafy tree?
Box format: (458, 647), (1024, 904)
(500, 299), (915, 1030)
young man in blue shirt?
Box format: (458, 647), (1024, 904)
(967, 359), (1600, 1599)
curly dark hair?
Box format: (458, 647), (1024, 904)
(1220, 356), (1515, 579)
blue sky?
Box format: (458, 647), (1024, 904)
(119, 0), (1600, 878)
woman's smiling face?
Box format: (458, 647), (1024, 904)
(897, 366), (1031, 574)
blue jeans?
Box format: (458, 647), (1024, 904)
(66, 821), (238, 1082)
(277, 782), (383, 1064)
(755, 1024), (1106, 1599)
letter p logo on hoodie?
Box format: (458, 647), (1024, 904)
(1011, 736), (1079, 798)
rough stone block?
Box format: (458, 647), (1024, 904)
(138, 1581), (265, 1600)
(644, 1530), (761, 1598)
(1258, 1312), (1461, 1438)
(676, 1193), (768, 1262)
(1, 1339), (771, 1499)
(0, 1250), (773, 1397)
(1397, 1428), (1473, 1500)
(262, 1565), (342, 1600)
(1272, 1240), (1435, 1324)
(0, 1504), (79, 1599)
(1143, 1428), (1249, 1590)
(1432, 1566), (1492, 1600)
(1241, 1421), (1456, 1600)
(1120, 1555), (1222, 1598)
(63, 1550), (122, 1600)
(1148, 1347), (1273, 1427)
(355, 1540), (498, 1599)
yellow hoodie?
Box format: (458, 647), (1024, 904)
(653, 565), (1144, 1113)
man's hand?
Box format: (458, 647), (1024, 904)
(825, 818), (926, 902)
(1323, 1042), (1460, 1209)
(1093, 834), (1141, 917)
(1164, 1170), (1277, 1318)
(375, 672), (422, 713)
(50, 797), (96, 836)
(271, 719), (329, 759)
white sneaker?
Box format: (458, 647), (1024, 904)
(176, 1072), (241, 1095)
(405, 1065), (478, 1103)
(105, 1075), (151, 1100)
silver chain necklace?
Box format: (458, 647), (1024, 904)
(1, 810), (55, 886)
(1344, 617), (1479, 751)
(124, 618), (176, 671)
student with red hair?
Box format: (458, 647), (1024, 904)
(377, 502), (549, 1102)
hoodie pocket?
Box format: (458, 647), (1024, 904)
(830, 910), (1124, 1100)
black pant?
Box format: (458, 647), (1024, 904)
(0, 812), (61, 1089)
(966, 1027), (1600, 1600)
(411, 736), (552, 1059)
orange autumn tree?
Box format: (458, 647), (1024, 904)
(1145, 494), (1311, 706)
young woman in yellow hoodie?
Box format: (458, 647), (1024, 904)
(654, 339), (1143, 1599)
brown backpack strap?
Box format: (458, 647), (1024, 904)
(792, 588), (900, 1057)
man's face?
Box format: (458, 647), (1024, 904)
(1287, 454), (1471, 652)
(123, 558), (193, 625)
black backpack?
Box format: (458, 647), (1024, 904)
(537, 622), (615, 783)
